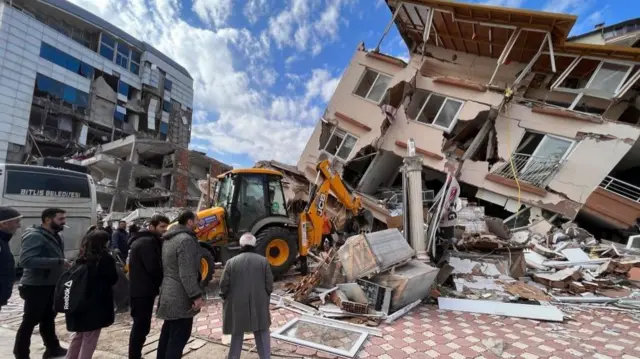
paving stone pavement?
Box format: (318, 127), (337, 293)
(4, 284), (640, 358)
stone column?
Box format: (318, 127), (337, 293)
(403, 155), (428, 260)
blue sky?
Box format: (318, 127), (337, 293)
(71, 0), (639, 168)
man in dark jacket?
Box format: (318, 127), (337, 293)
(14, 208), (70, 359)
(156, 211), (204, 359)
(111, 220), (129, 262)
(128, 214), (170, 359)
(221, 233), (273, 359)
(0, 207), (22, 311)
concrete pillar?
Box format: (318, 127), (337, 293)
(404, 155), (428, 260)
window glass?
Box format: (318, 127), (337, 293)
(268, 177), (287, 216)
(116, 43), (130, 56)
(159, 122), (168, 134)
(354, 69), (378, 98)
(162, 101), (171, 112)
(101, 33), (116, 48)
(114, 111), (125, 122)
(118, 81), (130, 97)
(367, 74), (391, 102)
(216, 177), (234, 208)
(64, 53), (80, 73)
(407, 90), (430, 119)
(336, 134), (357, 160)
(77, 92), (88, 108)
(116, 53), (128, 68)
(164, 79), (173, 92)
(79, 63), (94, 78)
(99, 45), (114, 61)
(5, 168), (91, 198)
(131, 50), (141, 63)
(62, 87), (76, 103)
(434, 99), (462, 129)
(39, 43), (57, 63)
(324, 129), (346, 155)
(236, 175), (267, 232)
(130, 63), (140, 75)
(587, 62), (629, 96)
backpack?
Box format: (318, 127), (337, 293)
(54, 262), (89, 314)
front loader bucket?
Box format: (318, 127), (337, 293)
(354, 208), (374, 233)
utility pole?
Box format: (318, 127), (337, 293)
(403, 138), (428, 260)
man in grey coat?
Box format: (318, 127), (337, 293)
(221, 232), (273, 359)
(156, 210), (204, 359)
(14, 208), (70, 359)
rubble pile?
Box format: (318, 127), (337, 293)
(432, 200), (640, 320)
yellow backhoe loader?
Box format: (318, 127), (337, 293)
(182, 159), (373, 279)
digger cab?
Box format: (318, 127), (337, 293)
(215, 168), (291, 236)
(215, 168), (299, 276)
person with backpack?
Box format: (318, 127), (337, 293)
(62, 229), (118, 359)
(127, 214), (170, 359)
(14, 208), (70, 359)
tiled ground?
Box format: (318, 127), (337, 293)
(4, 285), (640, 358)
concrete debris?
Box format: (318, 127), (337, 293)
(482, 338), (505, 356)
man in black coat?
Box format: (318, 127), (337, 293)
(0, 206), (22, 311)
(127, 214), (170, 359)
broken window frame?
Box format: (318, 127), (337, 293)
(352, 68), (393, 104)
(411, 90), (464, 133)
(549, 55), (636, 109)
(322, 127), (358, 162)
(115, 41), (131, 70)
(98, 32), (116, 62)
(513, 131), (575, 187)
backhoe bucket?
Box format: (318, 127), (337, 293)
(354, 208), (374, 233)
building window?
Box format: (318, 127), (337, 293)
(159, 122), (168, 134)
(130, 50), (141, 75)
(162, 100), (171, 112)
(39, 43), (94, 79)
(118, 81), (130, 98)
(323, 128), (357, 161)
(551, 58), (634, 106)
(115, 42), (130, 69)
(353, 68), (392, 103)
(35, 73), (89, 109)
(114, 111), (125, 122)
(99, 33), (116, 61)
(493, 132), (574, 187)
(407, 90), (463, 132)
(164, 79), (172, 92)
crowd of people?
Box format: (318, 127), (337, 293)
(0, 206), (274, 359)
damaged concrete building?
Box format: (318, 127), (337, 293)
(297, 0), (640, 239)
(0, 0), (231, 211)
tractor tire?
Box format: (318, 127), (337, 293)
(256, 226), (298, 278)
(199, 247), (215, 287)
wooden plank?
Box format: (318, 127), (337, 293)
(438, 297), (564, 322)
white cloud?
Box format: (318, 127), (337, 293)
(192, 0), (233, 27)
(266, 0), (354, 55)
(243, 0), (270, 24)
(542, 0), (591, 14)
(305, 69), (341, 103)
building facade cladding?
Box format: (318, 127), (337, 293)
(0, 1), (195, 163)
(297, 18), (640, 222)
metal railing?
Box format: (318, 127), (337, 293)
(600, 176), (640, 202)
(491, 153), (564, 188)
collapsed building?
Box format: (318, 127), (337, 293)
(0, 0), (231, 211)
(297, 0), (640, 241)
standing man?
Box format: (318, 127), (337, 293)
(128, 214), (170, 359)
(156, 211), (204, 359)
(221, 233), (273, 359)
(111, 220), (129, 262)
(14, 208), (70, 359)
(0, 207), (22, 311)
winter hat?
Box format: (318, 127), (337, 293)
(239, 233), (257, 247)
(0, 207), (21, 224)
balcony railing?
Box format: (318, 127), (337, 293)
(491, 153), (563, 188)
(600, 176), (640, 202)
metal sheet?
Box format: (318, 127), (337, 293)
(364, 228), (415, 271)
(271, 317), (369, 358)
(438, 297), (564, 322)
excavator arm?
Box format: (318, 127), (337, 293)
(298, 159), (373, 256)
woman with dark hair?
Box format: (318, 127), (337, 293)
(65, 230), (118, 359)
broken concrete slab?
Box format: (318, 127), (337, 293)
(533, 266), (582, 289)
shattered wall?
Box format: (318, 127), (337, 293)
(170, 148), (189, 207)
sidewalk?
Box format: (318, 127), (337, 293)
(0, 327), (125, 359)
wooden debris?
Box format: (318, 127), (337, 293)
(293, 248), (337, 302)
(533, 266), (582, 289)
(504, 281), (551, 301)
